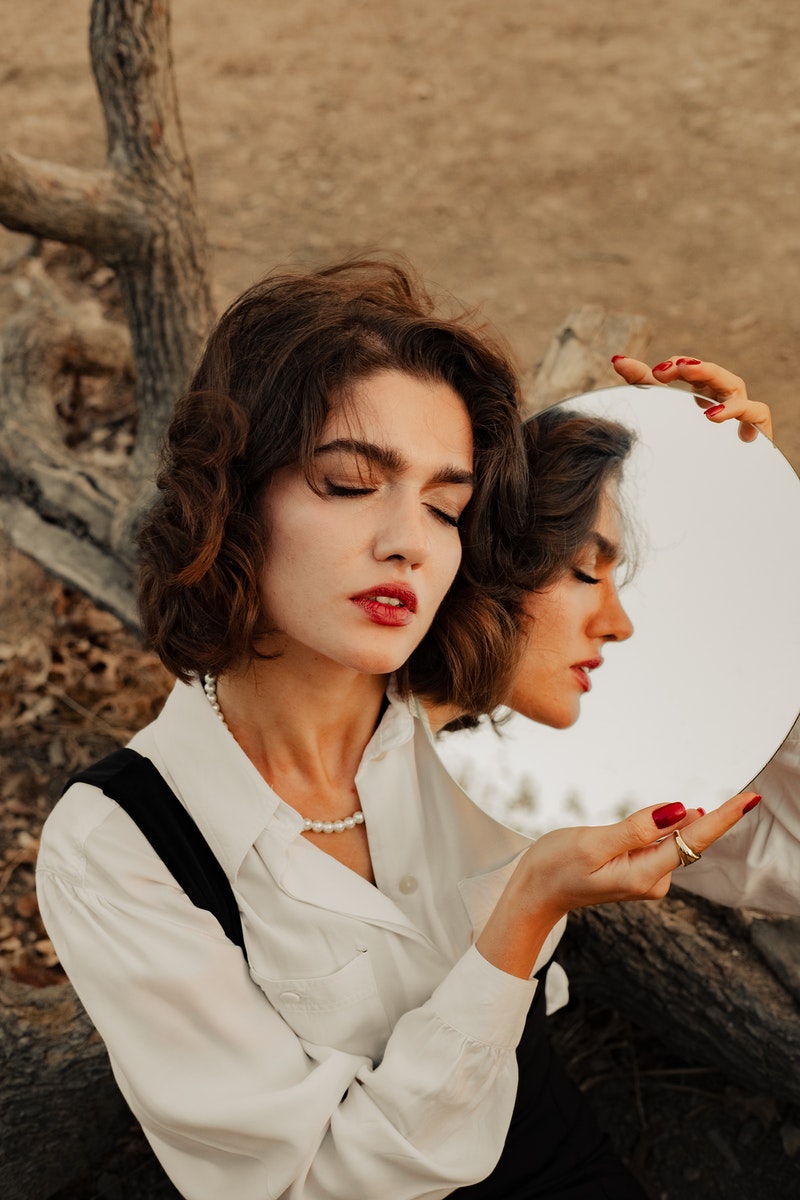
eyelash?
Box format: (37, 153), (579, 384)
(573, 567), (600, 586)
(324, 483), (460, 528)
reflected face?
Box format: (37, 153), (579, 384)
(509, 485), (634, 728)
(259, 369), (475, 677)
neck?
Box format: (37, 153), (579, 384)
(214, 657), (388, 800)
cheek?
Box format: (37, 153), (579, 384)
(437, 537), (464, 596)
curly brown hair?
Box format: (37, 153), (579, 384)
(137, 258), (528, 716)
(516, 406), (635, 593)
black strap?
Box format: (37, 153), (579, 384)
(64, 748), (248, 962)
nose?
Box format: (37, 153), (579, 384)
(593, 581), (634, 643)
(372, 491), (432, 568)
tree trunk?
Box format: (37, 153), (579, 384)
(557, 892), (800, 1104)
(521, 304), (651, 414)
(0, 977), (132, 1199)
(0, 0), (213, 625)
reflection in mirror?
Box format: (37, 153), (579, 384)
(438, 386), (800, 835)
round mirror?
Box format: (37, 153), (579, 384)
(437, 385), (800, 835)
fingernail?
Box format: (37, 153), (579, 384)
(743, 795), (762, 814)
(704, 404), (725, 417)
(653, 802), (687, 829)
(696, 807), (706, 816)
(652, 360), (673, 373)
(676, 357), (702, 366)
(611, 354), (626, 363)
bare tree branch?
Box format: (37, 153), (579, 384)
(0, 150), (137, 258)
(0, 0), (213, 607)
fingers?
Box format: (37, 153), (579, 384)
(590, 792), (762, 893)
(612, 354), (774, 443)
(667, 791), (762, 861)
(611, 354), (658, 386)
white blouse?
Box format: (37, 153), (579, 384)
(675, 713), (800, 915)
(37, 680), (567, 1200)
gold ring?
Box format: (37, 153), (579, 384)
(673, 829), (702, 867)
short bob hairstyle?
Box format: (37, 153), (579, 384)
(137, 259), (528, 715)
(434, 406), (636, 734)
(514, 406), (635, 594)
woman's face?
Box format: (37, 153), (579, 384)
(508, 485), (634, 728)
(259, 369), (474, 678)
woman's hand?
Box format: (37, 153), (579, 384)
(476, 790), (762, 979)
(611, 354), (773, 443)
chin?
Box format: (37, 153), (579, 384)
(514, 699), (581, 729)
(545, 709), (580, 730)
(344, 648), (416, 677)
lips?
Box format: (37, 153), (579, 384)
(571, 657), (602, 692)
(350, 584), (418, 626)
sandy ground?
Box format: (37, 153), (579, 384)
(2, 2), (800, 1198)
(2, 0), (800, 467)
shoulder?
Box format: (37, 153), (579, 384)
(38, 703), (174, 892)
(38, 775), (176, 898)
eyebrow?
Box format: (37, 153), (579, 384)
(587, 530), (623, 565)
(313, 439), (475, 487)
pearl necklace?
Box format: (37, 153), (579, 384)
(202, 674), (366, 834)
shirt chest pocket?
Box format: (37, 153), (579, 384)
(250, 948), (392, 1062)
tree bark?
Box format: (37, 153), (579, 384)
(0, 977), (133, 1200)
(557, 892), (800, 1105)
(0, 0), (213, 624)
(522, 304), (651, 414)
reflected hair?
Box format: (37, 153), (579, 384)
(137, 258), (528, 715)
(437, 408), (636, 733)
(514, 407), (636, 593)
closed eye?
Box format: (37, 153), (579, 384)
(573, 567), (600, 585)
(428, 505), (460, 528)
(324, 481), (375, 497)
(326, 481), (461, 527)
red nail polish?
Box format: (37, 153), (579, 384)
(611, 354), (626, 363)
(704, 404), (725, 417)
(696, 807), (706, 816)
(676, 357), (701, 366)
(653, 802), (687, 829)
(743, 795), (762, 814)
(652, 360), (673, 373)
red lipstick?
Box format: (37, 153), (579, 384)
(571, 657), (602, 692)
(350, 585), (418, 627)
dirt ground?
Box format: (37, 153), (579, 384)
(2, 1), (799, 1198)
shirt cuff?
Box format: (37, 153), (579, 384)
(427, 943), (537, 1050)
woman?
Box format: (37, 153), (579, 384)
(36, 263), (759, 1200)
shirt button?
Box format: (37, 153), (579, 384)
(280, 991), (301, 1003)
(399, 875), (418, 895)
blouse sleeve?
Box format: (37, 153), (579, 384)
(36, 785), (537, 1200)
(674, 718), (800, 915)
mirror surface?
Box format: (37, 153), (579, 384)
(438, 386), (800, 834)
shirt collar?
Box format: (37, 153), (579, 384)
(143, 677), (417, 881)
